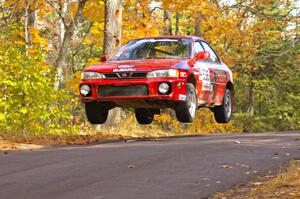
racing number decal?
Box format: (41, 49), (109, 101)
(200, 67), (212, 91)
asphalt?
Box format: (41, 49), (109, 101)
(0, 132), (300, 199)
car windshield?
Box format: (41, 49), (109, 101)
(110, 38), (192, 61)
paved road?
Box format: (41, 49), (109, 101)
(0, 132), (300, 199)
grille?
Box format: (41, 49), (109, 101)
(103, 72), (147, 79)
(98, 85), (149, 97)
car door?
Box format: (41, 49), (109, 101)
(193, 41), (214, 105)
(200, 41), (227, 105)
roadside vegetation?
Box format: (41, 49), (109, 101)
(211, 160), (300, 199)
(0, 0), (299, 143)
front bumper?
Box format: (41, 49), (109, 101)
(80, 78), (187, 104)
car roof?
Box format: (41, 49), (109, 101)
(132, 35), (204, 41)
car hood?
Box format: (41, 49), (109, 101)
(85, 59), (188, 73)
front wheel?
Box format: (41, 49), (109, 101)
(85, 102), (109, 124)
(212, 89), (232, 123)
(135, 108), (154, 125)
(175, 83), (197, 123)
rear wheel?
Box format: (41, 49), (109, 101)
(175, 83), (197, 123)
(85, 102), (108, 124)
(213, 89), (232, 123)
(135, 108), (154, 125)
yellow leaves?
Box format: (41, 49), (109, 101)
(65, 71), (81, 94)
(233, 72), (238, 78)
(0, 114), (4, 121)
(84, 1), (105, 22)
(36, 4), (53, 18)
(156, 113), (172, 123)
(3, 0), (21, 8)
(14, 40), (26, 46)
(85, 22), (104, 47)
(86, 57), (100, 66)
(187, 109), (241, 134)
(14, 29), (25, 38)
(20, 107), (28, 114)
(69, 2), (79, 17)
(84, 37), (93, 45)
(122, 0), (161, 43)
(29, 28), (47, 46)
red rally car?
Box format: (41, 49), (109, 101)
(80, 36), (235, 125)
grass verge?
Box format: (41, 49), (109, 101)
(211, 160), (300, 199)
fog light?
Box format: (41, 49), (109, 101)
(80, 85), (91, 96)
(158, 83), (170, 94)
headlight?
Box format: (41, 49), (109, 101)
(80, 85), (91, 96)
(147, 69), (179, 78)
(158, 83), (170, 94)
(81, 72), (105, 80)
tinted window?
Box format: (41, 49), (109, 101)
(201, 42), (219, 63)
(110, 38), (192, 61)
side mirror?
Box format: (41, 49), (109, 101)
(100, 55), (109, 62)
(195, 51), (210, 61)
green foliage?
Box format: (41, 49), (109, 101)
(0, 25), (78, 136)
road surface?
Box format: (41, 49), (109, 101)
(0, 132), (300, 199)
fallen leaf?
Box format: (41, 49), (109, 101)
(265, 175), (275, 178)
(252, 182), (263, 186)
(128, 164), (135, 169)
(241, 164), (251, 169)
(221, 164), (233, 169)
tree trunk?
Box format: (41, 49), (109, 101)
(103, 0), (123, 126)
(163, 11), (172, 35)
(103, 0), (122, 56)
(23, 0), (35, 133)
(247, 81), (254, 115)
(175, 12), (180, 35)
(24, 0), (35, 54)
(60, 2), (69, 45)
(54, 0), (88, 90)
(194, 12), (202, 37)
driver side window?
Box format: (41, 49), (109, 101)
(194, 41), (204, 55)
(201, 42), (219, 63)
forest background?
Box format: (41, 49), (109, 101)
(0, 0), (299, 141)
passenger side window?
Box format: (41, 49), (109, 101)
(201, 42), (219, 63)
(194, 41), (204, 55)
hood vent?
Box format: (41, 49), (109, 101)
(103, 72), (147, 79)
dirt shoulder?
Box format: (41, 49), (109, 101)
(0, 134), (124, 152)
(0, 140), (44, 152)
(211, 161), (300, 199)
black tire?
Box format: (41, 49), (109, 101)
(85, 101), (109, 124)
(213, 89), (232, 123)
(135, 108), (154, 125)
(175, 83), (197, 123)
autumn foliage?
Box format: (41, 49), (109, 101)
(0, 0), (299, 140)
